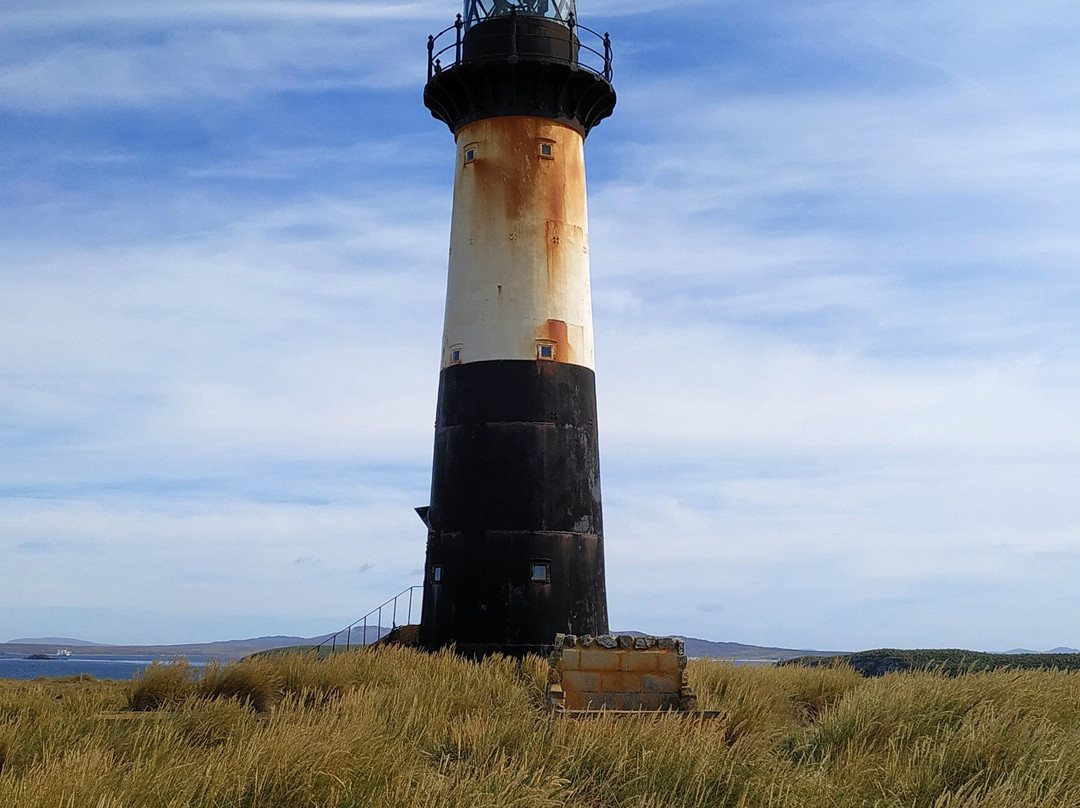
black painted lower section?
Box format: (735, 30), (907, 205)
(421, 360), (608, 657)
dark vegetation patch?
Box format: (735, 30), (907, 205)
(782, 648), (1080, 676)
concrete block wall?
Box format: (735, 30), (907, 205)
(546, 634), (698, 713)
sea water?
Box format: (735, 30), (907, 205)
(0, 654), (223, 681)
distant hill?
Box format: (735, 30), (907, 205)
(1047, 646), (1080, 654)
(614, 632), (845, 662)
(0, 630), (391, 658)
(1, 635), (326, 658)
(6, 637), (104, 647)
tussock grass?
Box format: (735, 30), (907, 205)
(125, 658), (196, 710)
(199, 656), (281, 712)
(0, 649), (1078, 807)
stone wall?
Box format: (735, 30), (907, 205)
(546, 634), (698, 713)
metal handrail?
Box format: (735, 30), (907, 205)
(315, 585), (422, 653)
(427, 10), (612, 83)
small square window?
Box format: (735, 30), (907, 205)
(449, 344), (463, 365)
(530, 561), (550, 582)
(537, 342), (555, 360)
(539, 141), (554, 159)
(432, 565), (443, 583)
(464, 143), (478, 164)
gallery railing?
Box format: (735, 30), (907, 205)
(427, 10), (613, 83)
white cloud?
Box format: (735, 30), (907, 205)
(0, 5), (438, 111)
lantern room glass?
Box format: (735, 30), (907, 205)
(463, 0), (577, 28)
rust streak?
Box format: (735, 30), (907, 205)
(462, 117), (578, 225)
(538, 318), (569, 362)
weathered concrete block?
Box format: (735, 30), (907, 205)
(658, 693), (681, 710)
(642, 673), (681, 693)
(547, 633), (700, 715)
(562, 670), (601, 691)
(564, 690), (587, 711)
(656, 653), (680, 674)
(618, 651), (660, 673)
(582, 692), (619, 711)
(599, 671), (645, 692)
(580, 648), (616, 671)
(620, 692), (661, 711)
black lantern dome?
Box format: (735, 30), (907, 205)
(425, 0), (615, 136)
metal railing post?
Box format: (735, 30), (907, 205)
(568, 12), (576, 63)
(427, 35), (435, 81)
(408, 586), (415, 624)
(455, 14), (463, 65)
(392, 596), (398, 629)
(510, 8), (517, 59)
(377, 606), (383, 641)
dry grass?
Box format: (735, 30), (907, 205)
(0, 649), (1078, 807)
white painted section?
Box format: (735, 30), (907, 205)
(441, 116), (595, 370)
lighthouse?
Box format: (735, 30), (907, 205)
(419, 0), (616, 657)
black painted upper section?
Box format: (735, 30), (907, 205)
(430, 360), (601, 534)
(425, 14), (616, 136)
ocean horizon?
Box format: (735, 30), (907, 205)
(0, 654), (224, 682)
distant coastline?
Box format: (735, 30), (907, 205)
(4, 632), (846, 664)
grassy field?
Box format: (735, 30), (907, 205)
(1, 648), (1079, 807)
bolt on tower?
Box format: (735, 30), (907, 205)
(419, 0), (616, 657)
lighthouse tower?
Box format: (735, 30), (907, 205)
(419, 0), (616, 657)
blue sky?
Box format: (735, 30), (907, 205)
(1, 0), (1078, 651)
